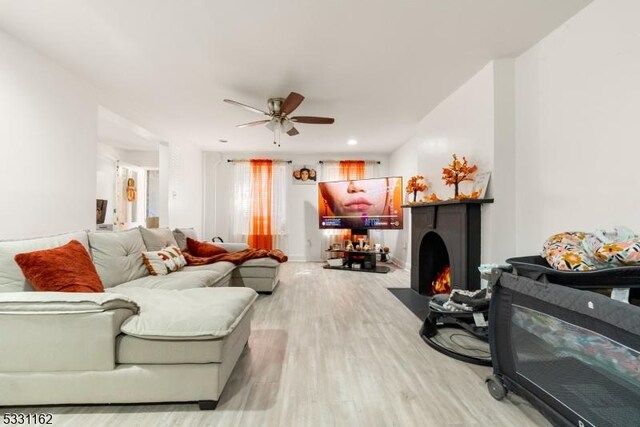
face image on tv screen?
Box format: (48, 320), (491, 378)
(318, 176), (403, 230)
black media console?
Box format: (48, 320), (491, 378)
(324, 249), (390, 274)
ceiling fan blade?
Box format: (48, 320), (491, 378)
(236, 119), (271, 128)
(287, 127), (299, 136)
(223, 99), (269, 116)
(290, 116), (335, 124)
(280, 92), (305, 116)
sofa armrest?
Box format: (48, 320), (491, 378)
(214, 242), (249, 253)
(0, 291), (139, 314)
(0, 293), (137, 372)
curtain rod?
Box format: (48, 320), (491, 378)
(318, 160), (381, 164)
(226, 159), (292, 164)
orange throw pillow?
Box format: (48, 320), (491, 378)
(186, 237), (227, 257)
(14, 240), (104, 293)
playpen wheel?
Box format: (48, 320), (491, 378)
(486, 375), (507, 400)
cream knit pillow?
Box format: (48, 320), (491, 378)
(141, 246), (187, 276)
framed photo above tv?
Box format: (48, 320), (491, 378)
(318, 176), (403, 230)
(292, 165), (317, 185)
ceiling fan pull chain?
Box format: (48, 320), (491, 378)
(275, 125), (281, 147)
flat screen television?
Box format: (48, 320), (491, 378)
(318, 176), (403, 230)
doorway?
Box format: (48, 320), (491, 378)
(96, 107), (161, 231)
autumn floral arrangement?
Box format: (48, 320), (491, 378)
(423, 193), (441, 203)
(441, 154), (478, 199)
(406, 175), (428, 203)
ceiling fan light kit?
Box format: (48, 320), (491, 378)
(224, 92), (335, 146)
(265, 117), (294, 133)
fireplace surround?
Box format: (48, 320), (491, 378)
(405, 199), (493, 295)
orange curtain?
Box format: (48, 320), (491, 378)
(247, 159), (273, 250)
(339, 160), (365, 181)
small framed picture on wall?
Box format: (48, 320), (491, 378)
(292, 165), (317, 185)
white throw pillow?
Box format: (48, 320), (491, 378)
(141, 246), (187, 276)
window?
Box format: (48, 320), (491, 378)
(231, 160), (288, 251)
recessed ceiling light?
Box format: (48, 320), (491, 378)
(219, 139), (228, 143)
(348, 139), (358, 146)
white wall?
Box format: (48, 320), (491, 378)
(158, 142), (170, 228)
(388, 61), (516, 268)
(391, 0), (640, 262)
(385, 133), (419, 268)
(96, 144), (120, 226)
(491, 60), (516, 263)
(515, 0), (640, 254)
(0, 28), (201, 239)
(0, 30), (98, 238)
(205, 152), (389, 261)
(119, 150), (159, 169)
(167, 143), (204, 236)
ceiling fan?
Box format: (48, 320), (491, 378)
(223, 92), (335, 140)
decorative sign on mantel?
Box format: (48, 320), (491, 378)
(472, 172), (491, 199)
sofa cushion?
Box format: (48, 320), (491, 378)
(142, 246), (187, 276)
(0, 291), (138, 314)
(173, 228), (198, 252)
(88, 229), (149, 288)
(182, 261), (235, 277)
(110, 269), (227, 291)
(14, 240), (104, 293)
(116, 310), (251, 364)
(115, 287), (258, 340)
(139, 227), (179, 252)
(187, 237), (227, 257)
(0, 230), (90, 292)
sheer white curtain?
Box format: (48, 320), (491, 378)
(229, 161), (288, 251)
(271, 163), (289, 251)
(230, 162), (251, 243)
(319, 161), (380, 258)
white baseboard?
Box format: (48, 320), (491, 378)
(390, 256), (411, 272)
(287, 255), (323, 262)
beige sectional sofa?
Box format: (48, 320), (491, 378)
(172, 227), (281, 293)
(0, 227), (281, 409)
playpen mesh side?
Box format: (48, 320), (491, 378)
(510, 304), (640, 427)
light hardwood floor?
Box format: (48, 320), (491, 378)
(4, 262), (549, 426)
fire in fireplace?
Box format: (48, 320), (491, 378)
(432, 265), (451, 295)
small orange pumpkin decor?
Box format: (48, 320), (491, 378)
(126, 178), (137, 201)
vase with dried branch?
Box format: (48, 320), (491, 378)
(406, 175), (428, 202)
(441, 154), (478, 198)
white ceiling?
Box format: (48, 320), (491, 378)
(0, 0), (590, 153)
(98, 107), (159, 151)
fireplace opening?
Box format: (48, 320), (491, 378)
(418, 231), (450, 296)
(432, 265), (451, 295)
